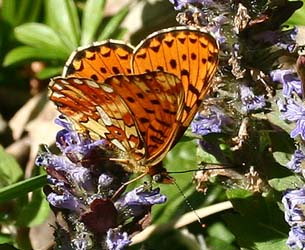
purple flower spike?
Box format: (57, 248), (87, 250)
(106, 229), (131, 250)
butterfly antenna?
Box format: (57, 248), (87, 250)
(168, 162), (233, 174)
(173, 180), (205, 227)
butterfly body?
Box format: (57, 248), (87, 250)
(49, 26), (219, 182)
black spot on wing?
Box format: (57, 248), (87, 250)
(170, 59), (177, 69)
(112, 66), (120, 74)
(91, 74), (98, 81)
(100, 67), (107, 73)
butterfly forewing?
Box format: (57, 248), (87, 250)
(63, 41), (134, 81)
(132, 26), (219, 129)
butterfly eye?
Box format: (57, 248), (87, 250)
(152, 173), (162, 183)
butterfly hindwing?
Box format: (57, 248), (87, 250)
(49, 77), (143, 155)
(49, 71), (184, 164)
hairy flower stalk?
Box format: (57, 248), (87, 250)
(36, 116), (167, 250)
(169, 0), (305, 248)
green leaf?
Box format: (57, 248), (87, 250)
(1, 0), (42, 26)
(1, 0), (17, 26)
(81, 0), (106, 45)
(207, 222), (235, 244)
(224, 190), (289, 249)
(196, 142), (219, 164)
(269, 175), (304, 192)
(97, 5), (129, 41)
(0, 174), (47, 202)
(16, 0), (43, 25)
(14, 23), (71, 56)
(226, 189), (253, 201)
(3, 46), (67, 66)
(16, 188), (50, 227)
(0, 146), (22, 187)
(272, 151), (291, 167)
(225, 213), (288, 250)
(286, 2), (305, 26)
(46, 0), (81, 49)
(0, 234), (13, 244)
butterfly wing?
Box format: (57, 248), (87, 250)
(49, 71), (183, 168)
(105, 71), (184, 164)
(63, 41), (134, 81)
(49, 76), (143, 157)
(132, 26), (219, 130)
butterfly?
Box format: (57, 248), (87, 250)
(49, 26), (219, 183)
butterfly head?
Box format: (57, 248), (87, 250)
(148, 162), (174, 184)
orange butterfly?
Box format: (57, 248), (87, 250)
(49, 26), (219, 183)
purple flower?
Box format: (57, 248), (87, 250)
(287, 226), (305, 249)
(240, 84), (266, 112)
(106, 229), (131, 250)
(282, 188), (305, 227)
(270, 69), (302, 97)
(278, 98), (305, 122)
(291, 119), (305, 141)
(115, 186), (167, 218)
(287, 150), (305, 174)
(55, 116), (107, 163)
(191, 107), (230, 136)
(276, 28), (298, 53)
(36, 153), (94, 192)
(47, 191), (83, 212)
(169, 0), (222, 10)
(98, 173), (114, 189)
(278, 98), (305, 140)
(168, 0), (205, 10)
(207, 15), (227, 45)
